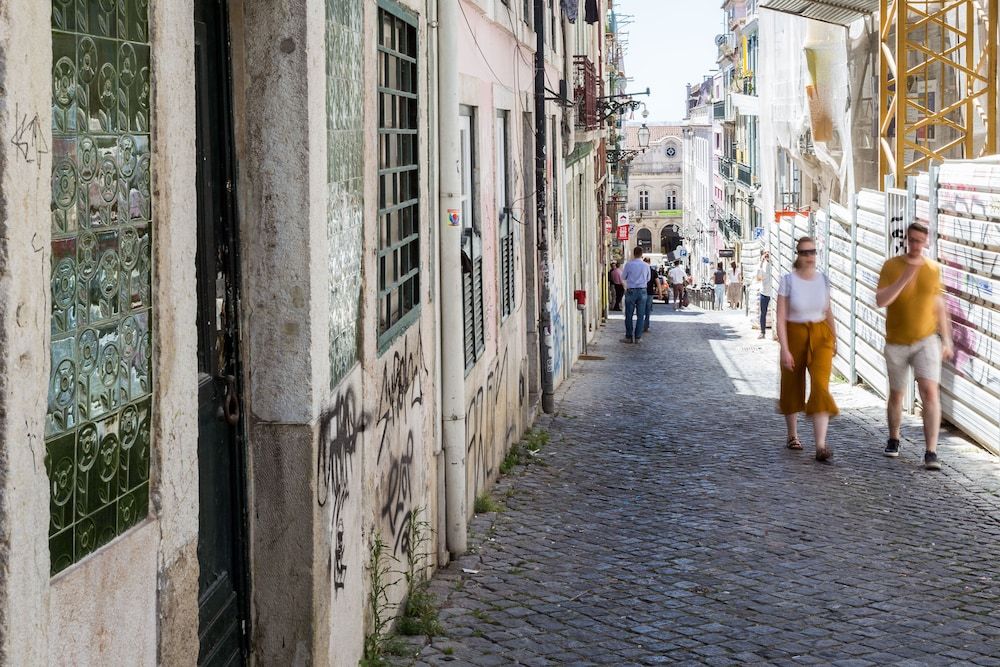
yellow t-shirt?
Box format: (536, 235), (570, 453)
(877, 256), (942, 345)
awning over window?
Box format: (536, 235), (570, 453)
(759, 0), (877, 27)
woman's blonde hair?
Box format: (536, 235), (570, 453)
(792, 236), (816, 269)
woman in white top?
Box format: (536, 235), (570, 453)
(776, 237), (839, 461)
(726, 261), (743, 309)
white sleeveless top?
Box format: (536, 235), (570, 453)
(777, 272), (829, 323)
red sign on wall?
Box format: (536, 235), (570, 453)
(604, 216), (613, 233)
(616, 225), (629, 241)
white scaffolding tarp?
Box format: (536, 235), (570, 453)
(760, 0), (877, 27)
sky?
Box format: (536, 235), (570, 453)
(613, 0), (725, 122)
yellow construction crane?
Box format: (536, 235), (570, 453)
(879, 0), (998, 186)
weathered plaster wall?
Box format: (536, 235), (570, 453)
(49, 521), (158, 665)
(318, 369), (366, 667)
(0, 0), (54, 663)
(234, 0), (330, 661)
(147, 1), (200, 663)
(42, 0), (201, 663)
(457, 8), (532, 509)
(359, 0), (439, 641)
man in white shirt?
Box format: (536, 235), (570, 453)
(621, 247), (651, 343)
(756, 251), (773, 338)
(667, 261), (687, 311)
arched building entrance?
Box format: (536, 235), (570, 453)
(660, 225), (681, 254)
(637, 228), (653, 251)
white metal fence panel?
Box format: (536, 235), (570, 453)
(826, 201), (854, 380)
(926, 163), (1000, 452)
(849, 189), (890, 397)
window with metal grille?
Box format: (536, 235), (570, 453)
(460, 110), (485, 369)
(639, 189), (650, 211)
(497, 112), (515, 320)
(377, 3), (420, 350)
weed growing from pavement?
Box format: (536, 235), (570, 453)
(471, 609), (499, 625)
(499, 429), (550, 473)
(395, 509), (444, 639)
(474, 492), (504, 514)
(443, 646), (455, 655)
(382, 637), (413, 657)
(363, 510), (444, 664)
(361, 534), (398, 666)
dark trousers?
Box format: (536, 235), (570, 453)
(612, 283), (625, 309)
(672, 284), (685, 309)
(760, 294), (771, 333)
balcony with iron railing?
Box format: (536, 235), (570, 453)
(719, 213), (742, 241)
(737, 162), (752, 187)
(574, 55), (599, 131)
(719, 157), (734, 180)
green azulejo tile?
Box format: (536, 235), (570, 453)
(49, 0), (154, 574)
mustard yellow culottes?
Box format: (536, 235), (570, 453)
(778, 321), (839, 416)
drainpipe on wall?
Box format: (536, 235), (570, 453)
(428, 0), (449, 570)
(535, 0), (556, 414)
(438, 0), (468, 556)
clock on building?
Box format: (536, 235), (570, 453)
(665, 146), (677, 157)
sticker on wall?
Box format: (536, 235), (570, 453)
(448, 209), (461, 226)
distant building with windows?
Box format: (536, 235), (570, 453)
(623, 123), (685, 257)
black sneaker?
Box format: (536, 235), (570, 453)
(924, 452), (942, 471)
(884, 438), (900, 458)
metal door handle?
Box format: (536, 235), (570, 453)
(218, 374), (240, 426)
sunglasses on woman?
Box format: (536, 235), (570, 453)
(797, 249), (818, 256)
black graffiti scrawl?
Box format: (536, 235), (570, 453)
(317, 387), (367, 592)
(381, 432), (415, 556)
(466, 347), (521, 496)
(376, 330), (427, 464)
(374, 330), (427, 555)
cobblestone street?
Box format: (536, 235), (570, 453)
(397, 303), (1000, 666)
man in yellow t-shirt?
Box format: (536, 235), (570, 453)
(876, 222), (953, 470)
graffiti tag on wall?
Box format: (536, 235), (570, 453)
(375, 330), (427, 555)
(317, 388), (367, 592)
(466, 347), (524, 496)
(10, 104), (49, 165)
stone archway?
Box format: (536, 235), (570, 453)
(660, 224), (681, 254)
(637, 227), (653, 251)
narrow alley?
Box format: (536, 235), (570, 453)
(397, 304), (1000, 666)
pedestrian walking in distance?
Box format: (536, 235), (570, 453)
(756, 251), (773, 339)
(621, 247), (651, 343)
(876, 222), (954, 470)
(776, 237), (839, 461)
(726, 261), (743, 309)
(609, 261), (624, 311)
(642, 257), (661, 332)
(668, 261), (687, 311)
(712, 262), (727, 310)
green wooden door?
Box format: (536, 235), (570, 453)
(194, 1), (249, 664)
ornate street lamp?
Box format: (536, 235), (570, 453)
(607, 122), (651, 166)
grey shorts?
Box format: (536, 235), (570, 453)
(884, 334), (941, 390)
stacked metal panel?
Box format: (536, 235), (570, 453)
(845, 191), (890, 397)
(918, 164), (1000, 452)
(824, 201), (856, 382)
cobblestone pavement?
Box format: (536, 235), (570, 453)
(394, 303), (1000, 666)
